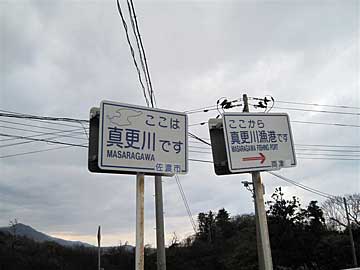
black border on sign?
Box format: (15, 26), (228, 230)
(99, 101), (188, 174)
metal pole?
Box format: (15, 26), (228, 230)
(155, 175), (167, 270)
(136, 173), (145, 270)
(344, 197), (358, 267)
(97, 225), (101, 270)
(243, 94), (273, 270)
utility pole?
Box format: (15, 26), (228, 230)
(243, 94), (273, 270)
(155, 175), (166, 270)
(136, 173), (145, 270)
(344, 197), (358, 267)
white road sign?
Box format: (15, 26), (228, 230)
(98, 101), (188, 175)
(222, 113), (296, 173)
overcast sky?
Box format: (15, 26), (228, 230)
(0, 0), (359, 247)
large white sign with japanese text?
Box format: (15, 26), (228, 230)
(223, 113), (296, 173)
(98, 101), (188, 175)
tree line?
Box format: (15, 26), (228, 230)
(0, 188), (358, 270)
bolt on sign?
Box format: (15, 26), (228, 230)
(222, 113), (296, 173)
(98, 101), (188, 175)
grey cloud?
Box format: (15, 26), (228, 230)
(0, 0), (359, 245)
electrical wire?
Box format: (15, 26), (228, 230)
(185, 97), (360, 116)
(0, 128), (86, 148)
(188, 147), (360, 158)
(296, 153), (360, 157)
(296, 143), (360, 148)
(269, 106), (360, 116)
(127, 0), (153, 108)
(189, 122), (208, 127)
(116, 0), (150, 107)
(0, 133), (88, 148)
(267, 171), (335, 200)
(184, 105), (218, 114)
(0, 109), (89, 129)
(127, 0), (156, 107)
(175, 175), (197, 233)
(297, 157), (360, 161)
(119, 0), (198, 236)
(187, 119), (360, 128)
(0, 119), (87, 141)
(188, 132), (211, 146)
(189, 149), (212, 154)
(188, 158), (213, 163)
(0, 124), (87, 141)
(189, 141), (360, 149)
(291, 120), (360, 128)
(0, 144), (87, 159)
(0, 112), (88, 123)
(250, 97), (360, 110)
(188, 145), (212, 150)
(295, 148), (360, 153)
(274, 100), (360, 110)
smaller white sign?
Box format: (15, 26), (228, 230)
(223, 113), (296, 173)
(98, 101), (188, 175)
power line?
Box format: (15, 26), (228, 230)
(126, 0), (152, 108)
(175, 175), (197, 233)
(116, 0), (150, 107)
(0, 109), (89, 129)
(0, 128), (86, 148)
(267, 171), (335, 200)
(127, 0), (156, 107)
(0, 133), (88, 149)
(184, 97), (360, 115)
(189, 141), (360, 149)
(259, 105), (360, 116)
(297, 157), (360, 161)
(189, 122), (208, 127)
(0, 144), (87, 159)
(189, 149), (212, 154)
(187, 156), (359, 163)
(188, 119), (360, 128)
(291, 120), (360, 128)
(184, 105), (218, 114)
(0, 119), (87, 141)
(0, 124), (86, 141)
(274, 100), (360, 110)
(188, 158), (213, 163)
(125, 0), (199, 240)
(188, 132), (211, 146)
(186, 105), (243, 115)
(296, 153), (360, 157)
(295, 148), (360, 153)
(188, 145), (212, 150)
(188, 148), (360, 158)
(0, 112), (88, 123)
(296, 143), (360, 148)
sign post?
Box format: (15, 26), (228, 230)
(155, 175), (166, 270)
(136, 173), (145, 270)
(97, 225), (101, 270)
(252, 171), (272, 270)
(91, 100), (188, 270)
(209, 94), (296, 270)
(242, 94), (273, 270)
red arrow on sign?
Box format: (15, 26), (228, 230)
(242, 153), (266, 164)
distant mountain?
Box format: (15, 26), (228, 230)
(0, 223), (93, 248)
